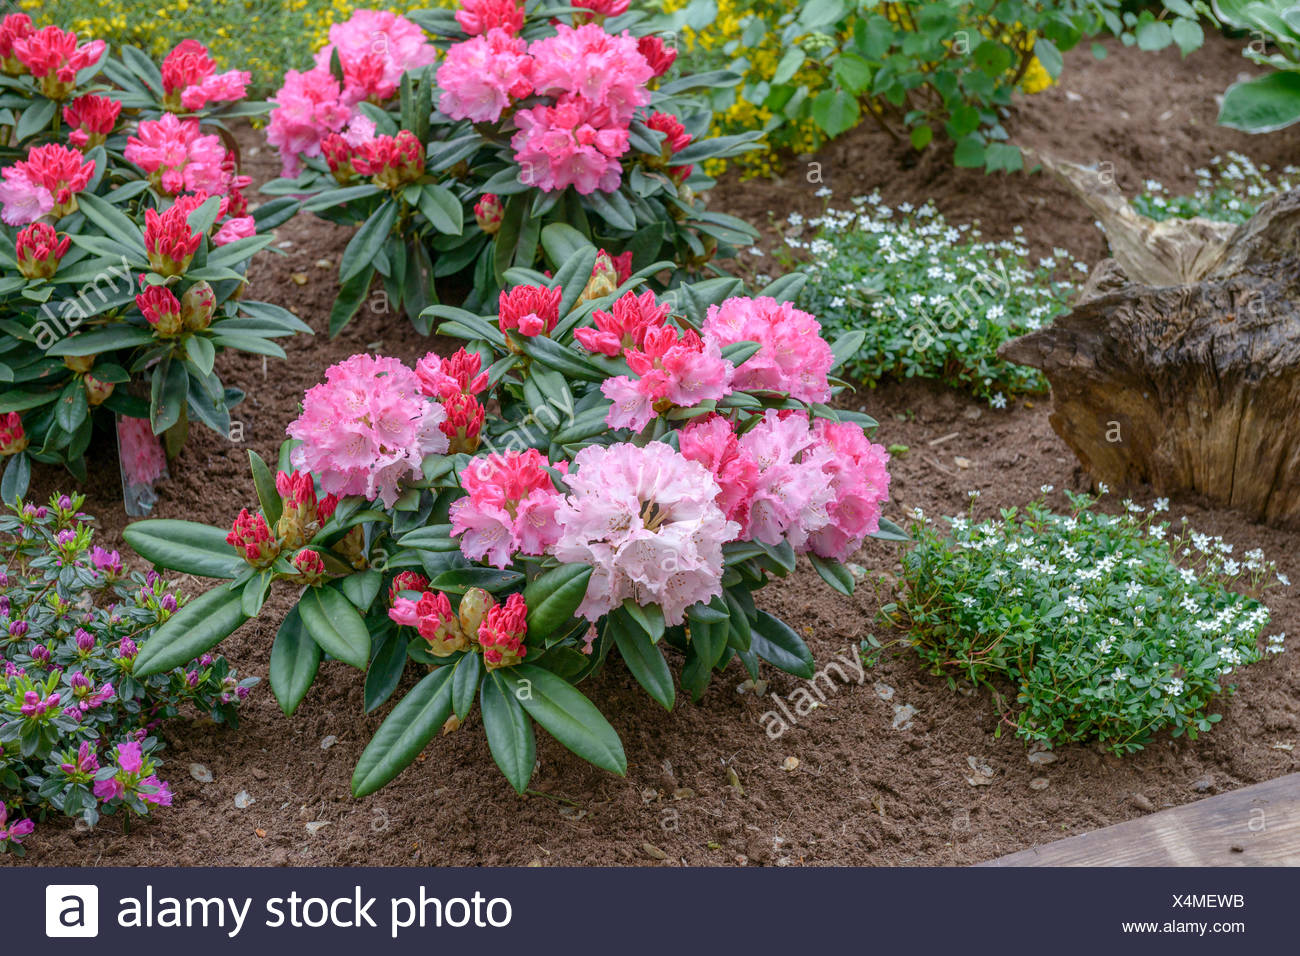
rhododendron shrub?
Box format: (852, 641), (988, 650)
(125, 256), (898, 794)
(0, 493), (254, 857)
(259, 3), (759, 335)
(0, 21), (303, 505)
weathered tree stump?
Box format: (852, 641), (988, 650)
(1000, 175), (1300, 526)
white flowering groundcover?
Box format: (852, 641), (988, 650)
(892, 489), (1286, 753)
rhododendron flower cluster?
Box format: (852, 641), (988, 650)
(498, 283), (563, 338)
(15, 222), (70, 279)
(266, 11), (434, 176)
(554, 442), (738, 625)
(451, 450), (566, 567)
(478, 592), (528, 668)
(160, 39), (250, 111)
(286, 354), (449, 507)
(437, 28), (534, 123)
(602, 325), (734, 432)
(11, 24), (105, 99)
(703, 297), (835, 403)
(456, 0), (526, 36)
(0, 143), (94, 225)
(63, 93), (122, 149)
(125, 113), (231, 196)
(144, 199), (203, 276)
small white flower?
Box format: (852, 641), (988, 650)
(989, 392), (1007, 409)
(1152, 497), (1169, 512)
(1096, 482), (1109, 495)
(1278, 573), (1291, 587)
(814, 187), (832, 198)
(1111, 668), (1127, 682)
(1040, 484), (1054, 494)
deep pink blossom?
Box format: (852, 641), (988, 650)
(266, 66), (352, 177)
(125, 113), (229, 195)
(528, 24), (651, 124)
(450, 450), (564, 567)
(511, 97), (630, 194)
(314, 10), (437, 105)
(456, 0), (525, 36)
(702, 296), (835, 403)
(437, 28), (533, 123)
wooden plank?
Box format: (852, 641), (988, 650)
(978, 773), (1300, 867)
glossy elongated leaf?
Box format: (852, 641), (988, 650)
(341, 200), (398, 281)
(517, 333), (607, 382)
(809, 553), (855, 596)
(480, 671), (536, 794)
(340, 568), (383, 610)
(133, 585), (248, 677)
(351, 666), (455, 796)
(248, 449), (281, 527)
(363, 629), (407, 714)
(396, 524), (459, 551)
(750, 610), (815, 678)
(1, 452), (31, 504)
(451, 649), (483, 720)
(523, 563), (592, 643)
(430, 567), (524, 594)
(46, 326), (154, 356)
(498, 665), (625, 775)
(122, 519), (246, 578)
(611, 612), (674, 709)
(418, 183), (464, 234)
(298, 585), (371, 669)
(269, 605), (321, 716)
(870, 517), (910, 542)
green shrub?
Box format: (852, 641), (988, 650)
(774, 193), (1075, 404)
(891, 490), (1287, 753)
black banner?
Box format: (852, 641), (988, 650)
(2, 865), (1290, 953)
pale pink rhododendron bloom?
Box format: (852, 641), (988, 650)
(737, 410), (836, 550)
(511, 97), (630, 194)
(314, 10), (437, 106)
(678, 415), (760, 528)
(266, 67), (352, 177)
(436, 27), (533, 123)
(450, 449), (565, 568)
(0, 164), (53, 225)
(805, 418), (892, 561)
(703, 296), (834, 403)
(286, 354), (448, 507)
(552, 442), (738, 625)
(125, 113), (230, 195)
(528, 24), (651, 124)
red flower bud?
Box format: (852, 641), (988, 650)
(291, 548), (326, 584)
(637, 35), (677, 78)
(0, 411), (27, 456)
(497, 284), (562, 340)
(136, 284), (184, 337)
(388, 571), (429, 605)
(226, 508), (279, 568)
(144, 202), (202, 277)
(355, 130), (424, 189)
(83, 373), (115, 406)
(440, 392), (484, 454)
(15, 222), (70, 279)
(62, 93), (122, 150)
(478, 592), (527, 669)
(474, 193), (503, 234)
(274, 470), (318, 549)
(180, 280), (216, 331)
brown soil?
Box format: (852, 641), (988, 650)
(8, 34), (1299, 867)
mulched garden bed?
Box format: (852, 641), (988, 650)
(9, 33), (1299, 867)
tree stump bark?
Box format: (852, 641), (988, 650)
(1000, 186), (1300, 526)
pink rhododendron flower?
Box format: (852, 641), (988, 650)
(437, 28), (533, 123)
(737, 411), (835, 550)
(212, 215), (255, 245)
(15, 222), (69, 279)
(602, 325), (733, 431)
(266, 66), (352, 177)
(450, 449), (565, 568)
(144, 197), (203, 276)
(314, 10), (437, 105)
(637, 35), (677, 77)
(804, 419), (891, 561)
(678, 415), (759, 528)
(12, 25), (105, 98)
(63, 93), (122, 149)
(511, 97), (630, 194)
(160, 39), (250, 110)
(415, 347), (489, 401)
(498, 284), (562, 337)
(646, 111), (693, 179)
(702, 296), (834, 403)
(0, 801), (34, 846)
(389, 589), (468, 655)
(575, 289), (669, 356)
(117, 416), (166, 486)
(528, 24), (651, 124)
(479, 592), (528, 668)
(181, 70), (250, 110)
(286, 354), (449, 507)
(553, 442), (738, 625)
(125, 113), (229, 195)
(572, 0), (631, 16)
(456, 0), (525, 36)
(0, 143), (94, 223)
(0, 14), (33, 74)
